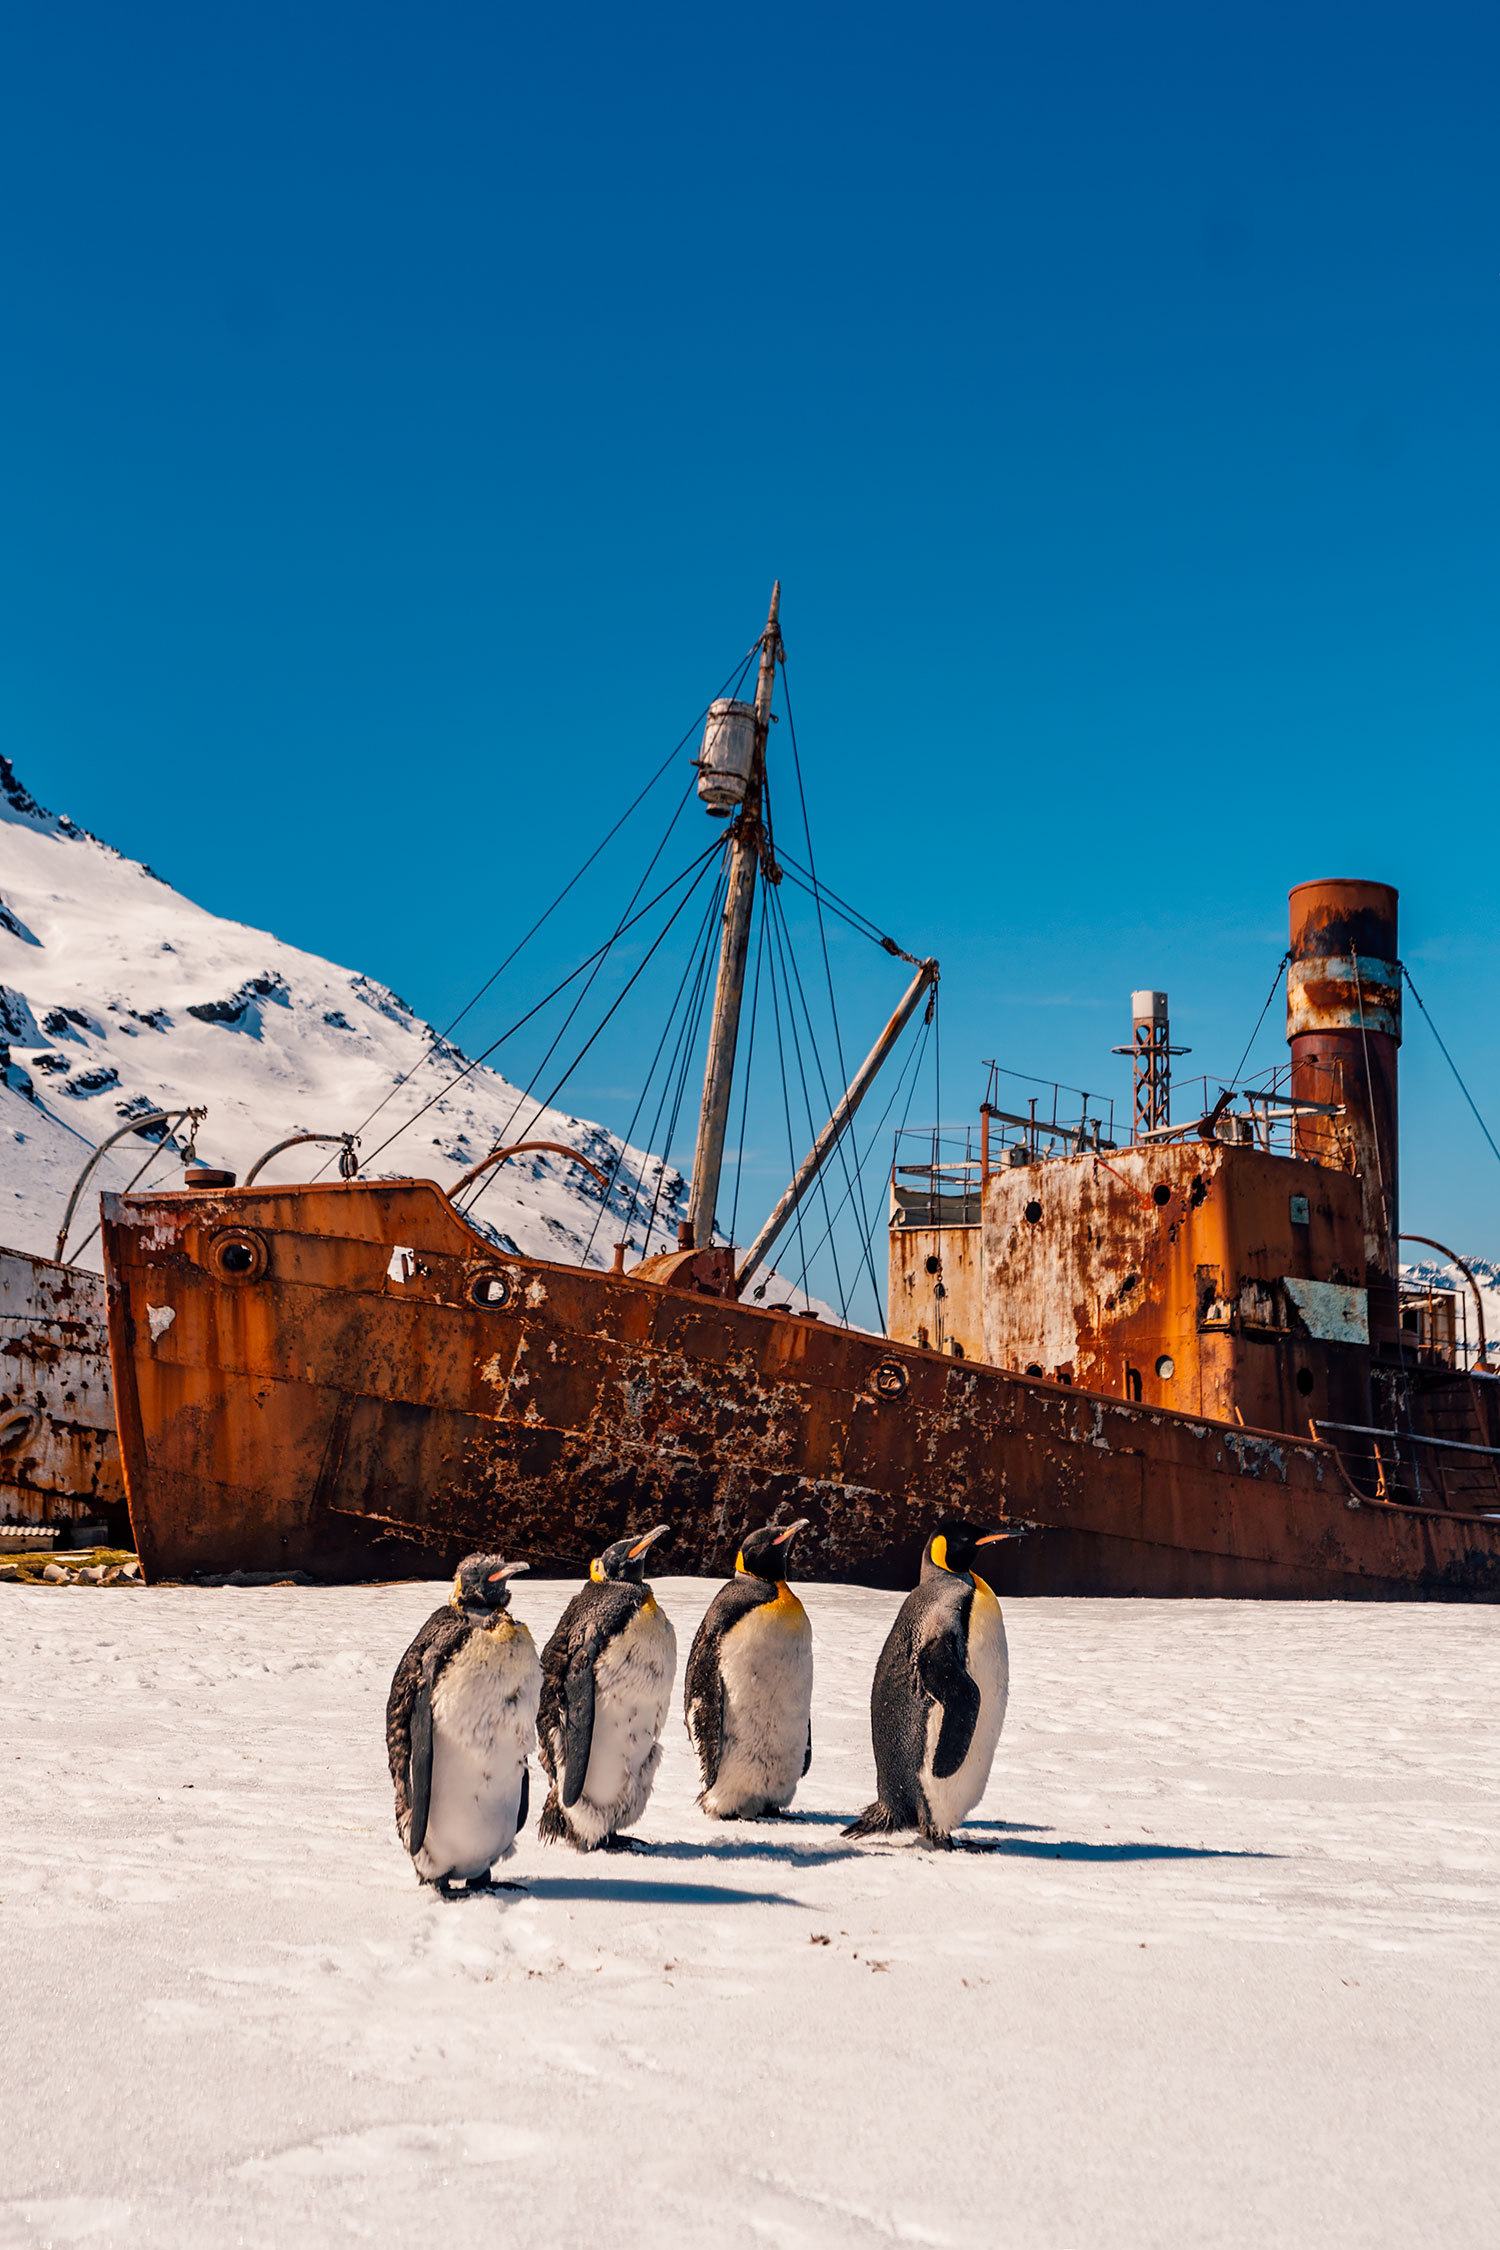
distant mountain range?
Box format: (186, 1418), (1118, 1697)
(0, 757), (694, 1276)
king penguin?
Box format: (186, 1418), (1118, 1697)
(537, 1524), (676, 1851)
(385, 1554), (540, 1896)
(844, 1521), (1024, 1848)
(684, 1519), (813, 1819)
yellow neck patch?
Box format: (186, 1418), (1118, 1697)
(971, 1570), (999, 1608)
(929, 1533), (949, 1572)
(734, 1550), (746, 1575)
(590, 1558), (604, 1584)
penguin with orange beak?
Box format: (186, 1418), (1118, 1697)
(844, 1521), (1025, 1848)
(685, 1519), (813, 1819)
(537, 1525), (676, 1851)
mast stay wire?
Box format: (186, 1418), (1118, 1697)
(580, 859), (729, 1265)
(1403, 963), (1500, 1172)
(359, 838), (724, 1170)
(763, 882), (852, 1324)
(318, 636), (761, 1178)
(460, 847), (724, 1219)
(763, 894), (811, 1305)
(774, 852), (921, 962)
(767, 877), (893, 1327)
(487, 769), (699, 1156)
(767, 1006), (932, 1320)
(777, 652), (880, 1325)
(728, 898), (769, 1251)
(638, 860), (731, 1253)
(1226, 950), (1291, 1093)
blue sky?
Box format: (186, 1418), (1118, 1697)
(3, 2), (1497, 1311)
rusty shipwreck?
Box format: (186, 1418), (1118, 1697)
(100, 591), (1500, 1593)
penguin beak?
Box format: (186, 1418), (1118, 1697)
(627, 1524), (672, 1561)
(976, 1528), (1027, 1545)
(773, 1518), (810, 1545)
(486, 1561), (530, 1583)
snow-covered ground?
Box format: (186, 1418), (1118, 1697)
(3, 1579), (1497, 2249)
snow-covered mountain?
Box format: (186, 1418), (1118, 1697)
(0, 758), (699, 1275)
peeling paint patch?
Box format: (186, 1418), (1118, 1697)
(146, 1304), (175, 1342)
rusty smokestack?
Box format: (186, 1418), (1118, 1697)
(1286, 879), (1401, 1338)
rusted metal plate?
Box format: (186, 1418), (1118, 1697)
(102, 1180), (1500, 1597)
(0, 1245), (124, 1529)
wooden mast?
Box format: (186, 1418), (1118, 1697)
(687, 581), (781, 1248)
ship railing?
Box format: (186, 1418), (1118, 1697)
(1132, 1065), (1345, 1160)
(1312, 1419), (1500, 1515)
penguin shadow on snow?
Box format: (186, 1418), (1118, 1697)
(615, 1831), (861, 1869)
(515, 1873), (800, 1908)
(985, 1832), (1280, 1862)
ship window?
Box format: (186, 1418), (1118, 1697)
(1155, 1354), (1175, 1380)
(1025, 1362), (1044, 1377)
(1024, 1200), (1042, 1225)
(468, 1270), (514, 1310)
(1125, 1365), (1143, 1402)
(1152, 1184), (1171, 1208)
(924, 1254), (942, 1275)
(950, 1340), (965, 1359)
(1296, 1367), (1314, 1396)
(208, 1228), (268, 1284)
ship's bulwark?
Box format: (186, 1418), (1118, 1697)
(102, 1180), (1500, 1598)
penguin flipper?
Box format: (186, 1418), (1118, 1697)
(560, 1661), (596, 1809)
(803, 1719), (813, 1777)
(407, 1678), (434, 1856)
(919, 1628), (980, 1780)
(683, 1622), (725, 1789)
(517, 1761), (530, 1835)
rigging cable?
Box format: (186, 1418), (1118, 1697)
(637, 857), (730, 1253)
(727, 896), (769, 1250)
(763, 895), (811, 1304)
(488, 771), (698, 1155)
(764, 883), (851, 1323)
(319, 637), (761, 1175)
(461, 847), (724, 1218)
(359, 838), (724, 1170)
(1403, 963), (1500, 1172)
(789, 1008), (932, 1316)
(1227, 951), (1290, 1091)
(778, 653), (882, 1325)
(580, 859), (730, 1266)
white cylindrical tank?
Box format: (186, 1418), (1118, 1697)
(696, 699), (757, 816)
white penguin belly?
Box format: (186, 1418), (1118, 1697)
(920, 1581), (1009, 1837)
(415, 1620), (540, 1881)
(702, 1590), (813, 1817)
(567, 1598), (676, 1846)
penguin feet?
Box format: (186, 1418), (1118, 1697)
(918, 1824), (956, 1851)
(598, 1832), (649, 1853)
(842, 1800), (902, 1841)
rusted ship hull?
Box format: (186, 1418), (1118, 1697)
(102, 1180), (1500, 1596)
(0, 1244), (125, 1535)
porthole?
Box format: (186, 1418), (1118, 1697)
(468, 1269), (514, 1311)
(1024, 1200), (1043, 1225)
(1152, 1184), (1172, 1208)
(209, 1228), (268, 1284)
(924, 1254), (942, 1276)
(1155, 1354), (1176, 1381)
(871, 1359), (909, 1401)
(1296, 1367), (1314, 1397)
